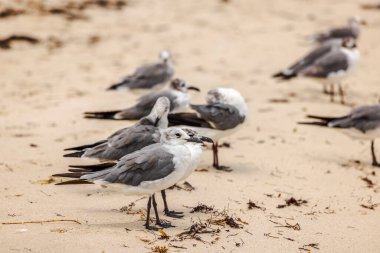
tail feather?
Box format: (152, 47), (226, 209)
(52, 172), (86, 178)
(106, 79), (130, 91)
(306, 115), (342, 121)
(272, 71), (297, 80)
(64, 140), (107, 151)
(297, 121), (329, 126)
(84, 110), (122, 120)
(55, 180), (93, 185)
(63, 150), (85, 158)
(68, 162), (117, 171)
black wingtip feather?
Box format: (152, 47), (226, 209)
(297, 121), (329, 126)
(83, 110), (121, 120)
(306, 115), (340, 121)
(55, 180), (93, 185)
(52, 172), (85, 178)
(63, 151), (85, 158)
(64, 140), (107, 151)
(106, 81), (128, 91)
(272, 72), (297, 80)
(68, 162), (116, 171)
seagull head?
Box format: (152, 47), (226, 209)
(161, 127), (204, 145)
(206, 88), (248, 116)
(159, 50), (171, 62)
(170, 78), (200, 93)
(341, 37), (357, 49)
(348, 16), (367, 26)
(147, 96), (170, 128)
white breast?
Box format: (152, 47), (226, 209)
(340, 127), (380, 140)
(172, 90), (191, 113)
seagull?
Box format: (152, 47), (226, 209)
(168, 88), (247, 170)
(308, 16), (366, 44)
(63, 128), (213, 218)
(106, 50), (174, 94)
(85, 79), (200, 120)
(273, 38), (360, 104)
(299, 104), (380, 167)
(53, 128), (211, 230)
(64, 97), (170, 159)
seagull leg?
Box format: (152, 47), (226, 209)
(338, 83), (345, 105)
(329, 83), (335, 102)
(161, 190), (184, 218)
(152, 194), (174, 228)
(212, 141), (232, 171)
(212, 142), (218, 168)
(144, 196), (159, 230)
(371, 140), (380, 167)
(322, 83), (329, 94)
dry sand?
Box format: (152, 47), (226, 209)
(1, 0), (380, 252)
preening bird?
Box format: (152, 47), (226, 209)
(168, 88), (247, 170)
(64, 97), (170, 159)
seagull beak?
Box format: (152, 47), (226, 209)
(361, 20), (368, 26)
(188, 86), (201, 92)
(200, 136), (214, 144)
(187, 137), (203, 143)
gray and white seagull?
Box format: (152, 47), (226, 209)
(299, 104), (380, 167)
(64, 96), (170, 160)
(107, 50), (174, 94)
(54, 128), (211, 230)
(85, 78), (200, 120)
(273, 38), (360, 104)
(308, 16), (366, 44)
(168, 88), (247, 170)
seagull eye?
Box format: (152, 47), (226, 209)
(175, 133), (181, 138)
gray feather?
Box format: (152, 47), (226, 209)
(328, 105), (380, 133)
(81, 144), (176, 186)
(191, 104), (245, 130)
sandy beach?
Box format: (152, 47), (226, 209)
(1, 0), (380, 252)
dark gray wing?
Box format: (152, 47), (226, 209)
(168, 112), (214, 129)
(82, 144), (176, 186)
(191, 104), (245, 130)
(329, 105), (380, 133)
(299, 49), (348, 78)
(133, 90), (177, 114)
(123, 62), (173, 89)
(273, 42), (337, 78)
(83, 125), (159, 160)
(314, 27), (358, 43)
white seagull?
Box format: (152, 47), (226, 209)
(107, 50), (174, 94)
(85, 79), (200, 120)
(273, 38), (360, 104)
(299, 104), (380, 167)
(54, 128), (211, 230)
(168, 88), (248, 170)
(64, 97), (170, 159)
(308, 16), (366, 44)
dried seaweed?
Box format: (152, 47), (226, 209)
(0, 35), (39, 49)
(247, 200), (266, 211)
(361, 177), (375, 188)
(151, 245), (168, 253)
(277, 197), (308, 208)
(360, 203), (378, 210)
(189, 204), (214, 214)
